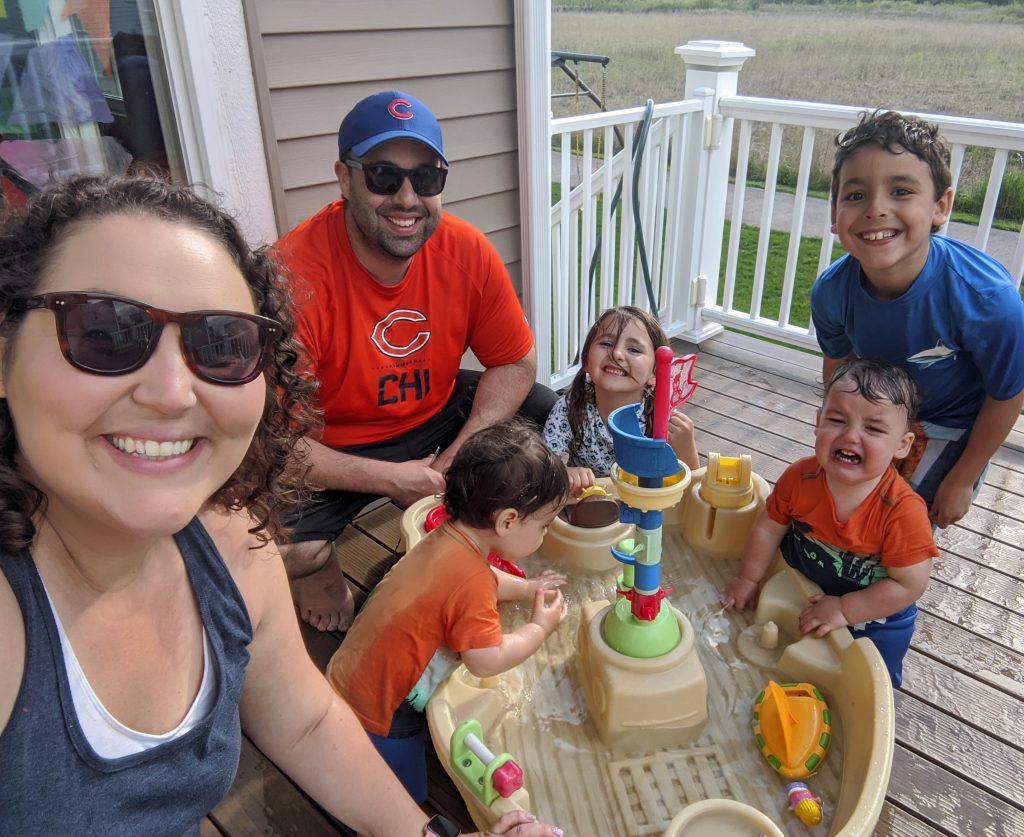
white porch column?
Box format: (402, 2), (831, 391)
(673, 40), (755, 343)
(515, 1), (552, 382)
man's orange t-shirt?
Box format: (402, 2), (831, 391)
(276, 201), (535, 447)
(326, 524), (503, 736)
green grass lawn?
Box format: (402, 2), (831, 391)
(552, 181), (845, 327)
(551, 178), (1023, 339)
(722, 220), (846, 328)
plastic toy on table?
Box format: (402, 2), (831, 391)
(678, 451), (770, 558)
(662, 798), (786, 837)
(752, 680), (832, 780)
(538, 484), (633, 573)
(423, 347), (896, 837)
(450, 720), (525, 807)
(788, 781), (825, 827)
(577, 346), (708, 752)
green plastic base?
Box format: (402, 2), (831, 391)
(601, 595), (681, 658)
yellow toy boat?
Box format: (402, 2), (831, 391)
(753, 680), (832, 780)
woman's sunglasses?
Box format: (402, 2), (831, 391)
(13, 292), (280, 386)
(344, 159), (448, 197)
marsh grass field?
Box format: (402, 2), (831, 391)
(553, 4), (1024, 121)
(553, 3), (1024, 215)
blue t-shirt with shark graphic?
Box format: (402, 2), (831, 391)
(811, 235), (1024, 429)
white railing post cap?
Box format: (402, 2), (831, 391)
(675, 40), (756, 69)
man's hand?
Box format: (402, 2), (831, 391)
(385, 457), (446, 508)
(431, 445), (457, 477)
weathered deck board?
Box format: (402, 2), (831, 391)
(200, 818), (223, 836)
(210, 737), (347, 836)
(214, 329), (1023, 836)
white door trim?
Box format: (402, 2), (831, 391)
(154, 0), (276, 245)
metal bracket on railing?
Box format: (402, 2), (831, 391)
(703, 114), (723, 149)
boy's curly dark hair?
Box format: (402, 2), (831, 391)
(824, 357), (921, 430)
(831, 110), (951, 232)
(443, 419), (569, 530)
(0, 175), (318, 551)
(564, 306), (668, 461)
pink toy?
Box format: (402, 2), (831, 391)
(787, 781), (823, 826)
(652, 347), (698, 439)
(491, 759), (524, 798)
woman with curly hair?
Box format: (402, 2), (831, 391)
(0, 176), (560, 837)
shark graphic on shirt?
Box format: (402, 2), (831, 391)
(907, 340), (957, 369)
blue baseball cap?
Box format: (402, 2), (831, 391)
(338, 91), (447, 164)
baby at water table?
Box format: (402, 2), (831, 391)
(724, 358), (937, 687)
(544, 305), (699, 495)
(326, 420), (571, 801)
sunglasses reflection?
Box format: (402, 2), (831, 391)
(344, 159), (447, 197)
(20, 293), (279, 385)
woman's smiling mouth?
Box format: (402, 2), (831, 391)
(109, 435), (197, 459)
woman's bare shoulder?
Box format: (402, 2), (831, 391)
(198, 507), (284, 624)
(199, 507), (280, 566)
(0, 569), (26, 732)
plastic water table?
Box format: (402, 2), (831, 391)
(417, 349), (894, 835)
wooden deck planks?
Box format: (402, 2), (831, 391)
(210, 737), (347, 837)
(212, 329), (1023, 837)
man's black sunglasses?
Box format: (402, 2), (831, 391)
(12, 292), (281, 385)
(344, 159), (448, 197)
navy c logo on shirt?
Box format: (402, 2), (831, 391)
(371, 308), (431, 358)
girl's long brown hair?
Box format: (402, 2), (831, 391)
(564, 306), (668, 459)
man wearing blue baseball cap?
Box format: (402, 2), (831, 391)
(275, 91), (557, 633)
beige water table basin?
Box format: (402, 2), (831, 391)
(404, 461), (893, 837)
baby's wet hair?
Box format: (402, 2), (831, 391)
(444, 419), (570, 529)
(824, 358), (921, 429)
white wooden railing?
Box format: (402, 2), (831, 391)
(548, 99), (706, 388)
(538, 40), (1024, 390)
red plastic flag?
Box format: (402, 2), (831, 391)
(667, 353), (698, 410)
(653, 347), (699, 438)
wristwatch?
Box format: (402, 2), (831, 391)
(423, 814), (461, 837)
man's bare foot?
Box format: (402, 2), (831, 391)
(293, 559), (355, 632)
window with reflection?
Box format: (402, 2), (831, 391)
(0, 0), (183, 211)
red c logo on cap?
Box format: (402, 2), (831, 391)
(388, 98), (413, 120)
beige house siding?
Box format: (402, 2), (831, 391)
(243, 0), (523, 289)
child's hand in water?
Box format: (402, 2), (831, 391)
(566, 466), (596, 497)
(722, 575), (759, 611)
(529, 588), (568, 636)
(528, 569), (568, 597)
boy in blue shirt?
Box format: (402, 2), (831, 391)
(811, 110), (1024, 529)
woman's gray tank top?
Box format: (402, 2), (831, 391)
(0, 518), (252, 836)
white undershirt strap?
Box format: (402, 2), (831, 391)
(43, 585), (216, 759)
